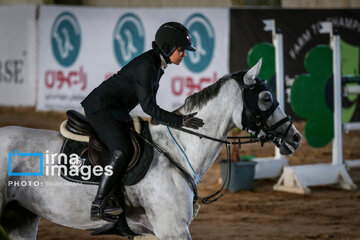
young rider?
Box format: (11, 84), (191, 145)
(81, 22), (204, 221)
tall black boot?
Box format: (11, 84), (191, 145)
(91, 150), (127, 221)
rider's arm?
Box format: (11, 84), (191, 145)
(135, 63), (183, 127)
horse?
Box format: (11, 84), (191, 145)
(0, 59), (301, 240)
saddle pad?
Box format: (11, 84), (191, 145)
(59, 138), (100, 185)
(59, 120), (154, 186)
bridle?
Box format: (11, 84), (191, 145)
(238, 77), (293, 148)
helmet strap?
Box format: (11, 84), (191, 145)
(160, 50), (172, 64)
(163, 46), (176, 64)
(153, 41), (178, 64)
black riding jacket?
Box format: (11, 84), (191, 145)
(81, 49), (183, 126)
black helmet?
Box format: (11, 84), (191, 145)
(155, 22), (196, 57)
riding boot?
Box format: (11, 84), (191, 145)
(91, 150), (127, 221)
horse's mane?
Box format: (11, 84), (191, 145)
(183, 71), (245, 112)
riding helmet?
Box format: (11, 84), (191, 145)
(155, 22), (196, 57)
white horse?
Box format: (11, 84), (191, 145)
(0, 59), (301, 240)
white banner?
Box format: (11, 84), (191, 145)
(0, 5), (37, 106)
(37, 6), (229, 115)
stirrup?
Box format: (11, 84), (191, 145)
(103, 206), (123, 216)
(91, 208), (123, 222)
(90, 199), (123, 222)
(90, 201), (102, 221)
(102, 193), (123, 216)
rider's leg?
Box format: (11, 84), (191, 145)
(91, 150), (127, 219)
(85, 110), (132, 221)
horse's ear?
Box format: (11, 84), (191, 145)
(244, 58), (262, 86)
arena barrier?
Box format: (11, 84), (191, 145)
(274, 22), (358, 194)
(252, 19), (289, 179)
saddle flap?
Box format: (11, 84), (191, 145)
(126, 132), (141, 171)
(88, 136), (108, 167)
(87, 131), (141, 172)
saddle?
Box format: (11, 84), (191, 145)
(59, 110), (154, 186)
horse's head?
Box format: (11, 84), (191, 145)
(233, 58), (302, 155)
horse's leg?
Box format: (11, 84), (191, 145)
(137, 189), (193, 240)
(151, 213), (191, 240)
(125, 154), (194, 240)
(2, 202), (40, 240)
(130, 206), (191, 240)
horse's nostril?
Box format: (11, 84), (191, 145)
(293, 133), (301, 142)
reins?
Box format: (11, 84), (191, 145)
(168, 125), (259, 145)
(166, 125), (259, 204)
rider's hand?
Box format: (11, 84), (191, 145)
(182, 112), (204, 129)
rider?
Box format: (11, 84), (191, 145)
(81, 22), (205, 221)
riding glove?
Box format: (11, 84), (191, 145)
(183, 112), (204, 129)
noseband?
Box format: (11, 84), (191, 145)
(238, 78), (293, 147)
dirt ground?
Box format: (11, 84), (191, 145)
(1, 106), (360, 240)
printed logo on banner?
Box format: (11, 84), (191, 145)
(113, 13), (145, 67)
(51, 12), (81, 67)
(184, 14), (215, 73)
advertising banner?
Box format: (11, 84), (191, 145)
(37, 6), (229, 115)
(230, 9), (360, 121)
(0, 5), (37, 106)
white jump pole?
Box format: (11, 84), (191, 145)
(252, 19), (288, 179)
(344, 85), (360, 95)
(273, 22), (357, 194)
(331, 24), (343, 166)
(343, 122), (360, 133)
(324, 23), (360, 168)
(271, 20), (285, 159)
